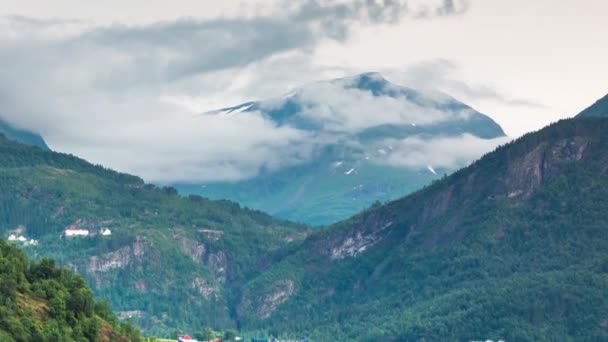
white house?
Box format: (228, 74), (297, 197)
(101, 228), (112, 236)
(65, 228), (90, 237)
(7, 234), (38, 246)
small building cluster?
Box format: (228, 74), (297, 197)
(7, 234), (38, 246)
(64, 228), (90, 237)
(64, 227), (112, 238)
(63, 218), (114, 238)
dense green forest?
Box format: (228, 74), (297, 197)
(1, 94), (608, 340)
(0, 132), (307, 336)
(577, 94), (608, 118)
(0, 238), (141, 341)
(234, 117), (608, 340)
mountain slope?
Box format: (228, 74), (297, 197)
(176, 73), (506, 225)
(0, 133), (307, 336)
(0, 117), (49, 150)
(576, 93), (608, 118)
(234, 115), (608, 340)
(0, 238), (142, 341)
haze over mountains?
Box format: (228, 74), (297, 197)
(1, 1), (607, 341)
(1, 94), (607, 340)
(0, 117), (49, 150)
(176, 72), (507, 225)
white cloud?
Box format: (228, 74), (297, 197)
(259, 74), (476, 133)
(74, 112), (316, 183)
(0, 2), (482, 183)
(380, 134), (510, 170)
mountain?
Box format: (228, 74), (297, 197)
(576, 93), (608, 118)
(0, 132), (307, 336)
(0, 238), (142, 341)
(232, 109), (608, 340)
(5, 91), (608, 340)
(175, 72), (506, 225)
(0, 117), (49, 150)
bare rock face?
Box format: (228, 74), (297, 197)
(87, 237), (146, 273)
(328, 219), (393, 260)
(415, 186), (455, 230)
(238, 279), (297, 320)
(544, 137), (588, 177)
(331, 228), (386, 260)
(505, 144), (546, 199)
(506, 137), (589, 199)
(180, 238), (206, 263)
(207, 251), (228, 283)
(257, 279), (296, 319)
(88, 246), (132, 273)
(132, 237), (145, 257)
(192, 277), (220, 300)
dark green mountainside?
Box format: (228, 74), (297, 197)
(3, 95), (608, 341)
(0, 134), (307, 336)
(0, 118), (49, 150)
(0, 238), (142, 341)
(576, 93), (608, 118)
(234, 116), (608, 340)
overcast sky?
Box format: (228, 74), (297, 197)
(0, 0), (606, 182)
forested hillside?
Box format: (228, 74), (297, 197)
(0, 238), (141, 341)
(234, 116), (608, 341)
(0, 133), (307, 336)
(4, 95), (608, 340)
(576, 93), (608, 118)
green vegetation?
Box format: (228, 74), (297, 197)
(3, 96), (608, 340)
(176, 160), (441, 226)
(0, 238), (141, 341)
(576, 93), (608, 118)
(233, 118), (608, 341)
(0, 132), (307, 336)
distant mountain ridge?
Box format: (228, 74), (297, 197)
(176, 73), (506, 225)
(2, 91), (608, 340)
(216, 72), (504, 138)
(234, 94), (608, 340)
(0, 117), (49, 150)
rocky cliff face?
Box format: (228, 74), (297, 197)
(233, 118), (608, 340)
(87, 237), (147, 274)
(238, 279), (296, 319)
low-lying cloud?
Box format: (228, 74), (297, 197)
(381, 134), (509, 169)
(260, 74), (475, 133)
(0, 1), (473, 183)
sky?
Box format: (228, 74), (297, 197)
(0, 0), (606, 182)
